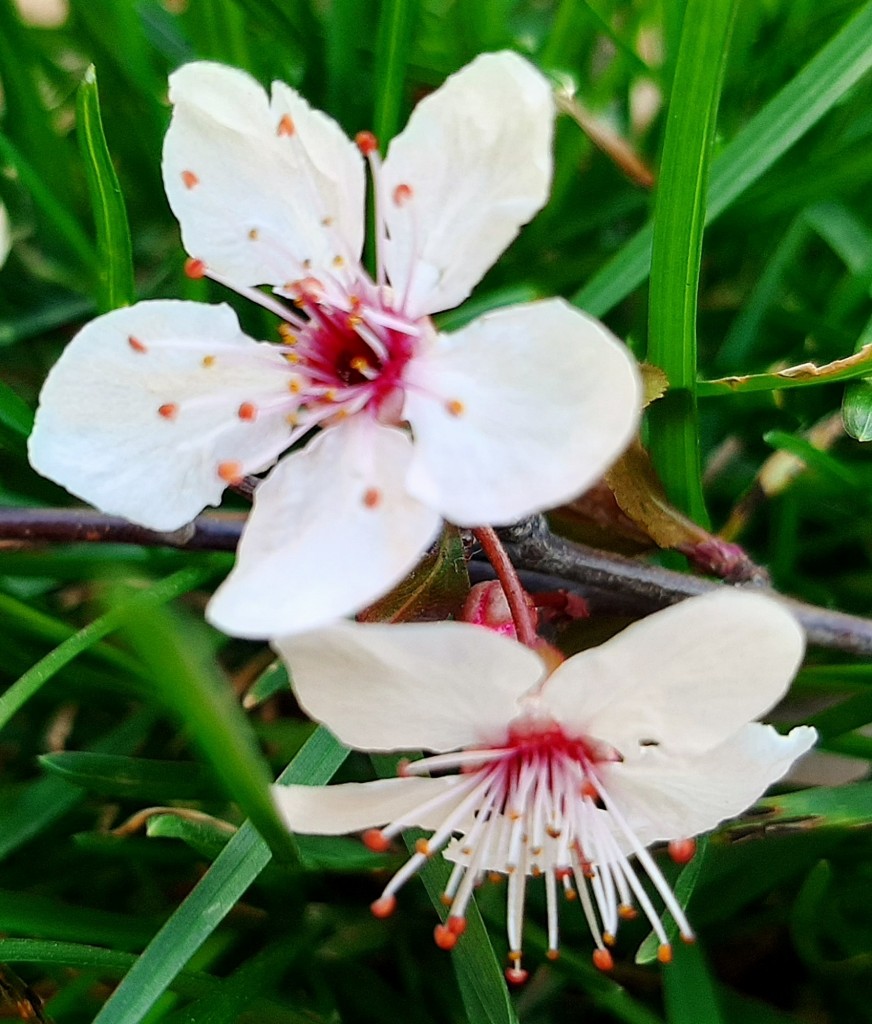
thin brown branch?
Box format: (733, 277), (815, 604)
(2, 507), (872, 657)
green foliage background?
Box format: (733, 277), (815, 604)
(2, 0), (872, 1022)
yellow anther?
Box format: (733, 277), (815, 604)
(202, 355), (216, 367)
(332, 254), (345, 267)
(446, 399), (465, 417)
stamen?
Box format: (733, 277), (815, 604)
(181, 170), (199, 189)
(237, 402), (257, 422)
(277, 113), (295, 137)
(127, 335), (147, 354)
(157, 403), (178, 420)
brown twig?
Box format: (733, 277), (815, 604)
(2, 507), (872, 656)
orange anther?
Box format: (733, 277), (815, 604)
(202, 355), (216, 367)
(181, 169), (199, 189)
(619, 904), (638, 921)
(546, 949), (560, 962)
(237, 402), (257, 422)
(657, 944), (673, 964)
(581, 781), (598, 800)
(445, 399), (464, 417)
(158, 403), (178, 420)
(185, 257), (206, 279)
(127, 335), (147, 354)
(355, 130), (378, 155)
(592, 949), (614, 972)
(433, 924), (457, 950)
(415, 838), (431, 856)
(362, 487), (382, 509)
(248, 228), (259, 240)
(447, 916), (467, 936)
(668, 838), (697, 865)
(277, 113), (295, 136)
(603, 932), (616, 947)
(362, 828), (390, 853)
(505, 966), (528, 985)
(217, 460), (243, 484)
(370, 895), (396, 919)
(393, 183), (413, 206)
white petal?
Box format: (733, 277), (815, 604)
(382, 52), (553, 318)
(540, 591), (806, 757)
(273, 776), (465, 834)
(206, 418), (442, 638)
(28, 300), (293, 531)
(163, 62), (364, 288)
(0, 202), (11, 268)
(403, 300), (641, 525)
(274, 620), (543, 752)
(602, 724), (817, 846)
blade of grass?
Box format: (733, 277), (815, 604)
(116, 596), (299, 864)
(646, 0), (735, 523)
(91, 725), (348, 1024)
(76, 65), (135, 313)
(0, 941), (218, 999)
(0, 131), (97, 274)
(0, 566), (214, 731)
(0, 710), (155, 861)
(574, 0), (872, 317)
(373, 0), (416, 146)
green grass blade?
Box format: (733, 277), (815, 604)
(0, 378), (34, 453)
(0, 711), (155, 862)
(663, 942), (724, 1024)
(646, 0), (734, 523)
(0, 131), (97, 274)
(0, 940), (219, 998)
(76, 65), (135, 313)
(0, 567), (212, 731)
(91, 726), (348, 1024)
(416, 856), (519, 1024)
(574, 0), (872, 317)
(373, 0), (416, 146)
(117, 597), (299, 864)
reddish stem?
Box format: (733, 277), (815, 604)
(472, 526), (538, 648)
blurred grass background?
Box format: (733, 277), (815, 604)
(2, 0), (872, 1021)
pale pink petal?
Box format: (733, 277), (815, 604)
(273, 775), (465, 834)
(206, 418), (441, 638)
(541, 591), (806, 756)
(274, 620), (543, 752)
(28, 300), (293, 531)
(402, 300), (641, 525)
(382, 52), (553, 319)
(602, 724), (817, 846)
(163, 62), (364, 288)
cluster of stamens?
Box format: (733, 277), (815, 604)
(137, 124), (446, 494)
(362, 719), (695, 983)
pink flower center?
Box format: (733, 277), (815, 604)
(286, 279), (420, 421)
(364, 717), (694, 982)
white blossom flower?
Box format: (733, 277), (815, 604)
(271, 591), (815, 979)
(28, 53), (641, 637)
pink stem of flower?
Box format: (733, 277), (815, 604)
(472, 526), (538, 648)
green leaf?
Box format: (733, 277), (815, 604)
(646, 0), (735, 525)
(0, 711), (155, 862)
(574, 1), (872, 317)
(637, 837), (710, 965)
(721, 782), (872, 833)
(91, 726), (348, 1024)
(0, 131), (96, 273)
(147, 813), (236, 861)
(700, 344), (872, 397)
(662, 942), (725, 1024)
(0, 377), (34, 454)
(373, 0), (417, 146)
(0, 940), (219, 999)
(357, 524), (469, 623)
(242, 659), (292, 710)
(38, 752), (221, 802)
(0, 567), (214, 732)
(116, 595), (298, 864)
(76, 65), (135, 313)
